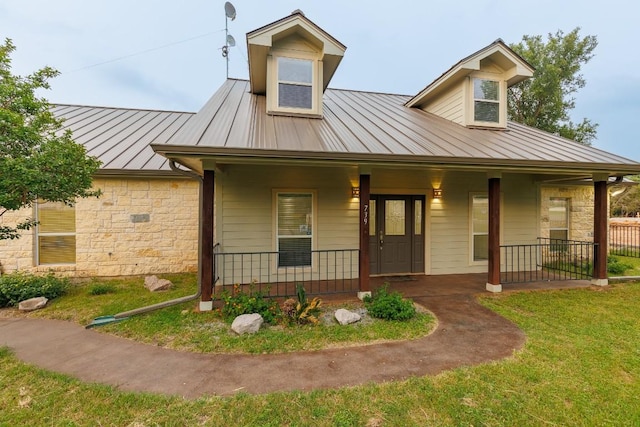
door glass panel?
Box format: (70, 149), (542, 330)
(415, 200), (422, 235)
(385, 200), (405, 236)
(369, 199), (376, 236)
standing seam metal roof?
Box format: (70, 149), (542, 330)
(157, 79), (639, 171)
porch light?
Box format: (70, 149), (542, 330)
(433, 188), (443, 199)
(352, 187), (360, 198)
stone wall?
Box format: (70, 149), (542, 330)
(540, 185), (595, 242)
(0, 177), (199, 277)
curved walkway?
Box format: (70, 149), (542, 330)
(1, 275), (583, 399)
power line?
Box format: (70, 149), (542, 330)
(65, 29), (225, 74)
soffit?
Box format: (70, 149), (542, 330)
(405, 40), (535, 109)
(247, 10), (346, 94)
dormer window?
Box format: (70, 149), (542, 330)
(278, 57), (313, 109)
(473, 78), (499, 123)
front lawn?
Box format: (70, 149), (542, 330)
(2, 274), (434, 354)
(2, 281), (640, 425)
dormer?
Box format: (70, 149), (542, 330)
(405, 40), (534, 129)
(247, 10), (346, 118)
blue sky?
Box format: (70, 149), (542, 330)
(1, 0), (639, 160)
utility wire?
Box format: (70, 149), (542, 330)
(65, 29), (225, 74)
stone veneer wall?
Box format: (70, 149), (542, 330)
(540, 185), (595, 242)
(0, 177), (199, 277)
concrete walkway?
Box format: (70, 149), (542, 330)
(0, 275), (589, 398)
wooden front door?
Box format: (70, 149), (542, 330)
(369, 195), (425, 275)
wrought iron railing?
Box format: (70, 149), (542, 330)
(609, 223), (640, 258)
(212, 247), (359, 297)
(500, 238), (596, 284)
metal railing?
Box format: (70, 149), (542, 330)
(501, 238), (596, 284)
(609, 223), (640, 258)
(212, 247), (359, 297)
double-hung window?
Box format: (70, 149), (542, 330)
(36, 201), (76, 265)
(277, 57), (313, 110)
(277, 192), (313, 267)
(471, 194), (489, 261)
(473, 78), (500, 123)
(549, 197), (569, 247)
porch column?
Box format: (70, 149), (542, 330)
(358, 173), (371, 298)
(200, 170), (215, 310)
(486, 174), (502, 292)
(592, 177), (608, 286)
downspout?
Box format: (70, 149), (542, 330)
(85, 161), (204, 328)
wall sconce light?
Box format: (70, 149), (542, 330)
(352, 187), (360, 198)
(433, 188), (443, 199)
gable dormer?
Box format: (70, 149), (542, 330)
(406, 40), (534, 129)
(247, 10), (346, 118)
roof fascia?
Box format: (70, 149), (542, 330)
(247, 12), (346, 94)
(405, 40), (534, 108)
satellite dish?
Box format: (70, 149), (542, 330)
(226, 34), (236, 47)
(224, 2), (236, 21)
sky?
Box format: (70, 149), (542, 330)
(1, 0), (639, 160)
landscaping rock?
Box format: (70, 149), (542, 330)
(334, 308), (361, 325)
(231, 313), (264, 334)
(144, 275), (173, 292)
(18, 297), (48, 312)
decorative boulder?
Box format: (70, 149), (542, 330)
(144, 275), (173, 292)
(18, 297), (48, 312)
(334, 308), (362, 325)
(231, 313), (264, 335)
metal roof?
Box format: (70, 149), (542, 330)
(52, 104), (194, 176)
(153, 79), (640, 176)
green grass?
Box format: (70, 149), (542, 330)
(3, 274), (435, 354)
(2, 282), (640, 425)
(608, 253), (640, 276)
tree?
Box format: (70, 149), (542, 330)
(0, 38), (101, 240)
(508, 28), (598, 145)
(611, 176), (640, 217)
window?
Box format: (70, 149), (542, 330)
(277, 57), (313, 110)
(277, 193), (313, 267)
(472, 194), (488, 261)
(549, 197), (569, 242)
(473, 78), (500, 123)
(36, 201), (76, 265)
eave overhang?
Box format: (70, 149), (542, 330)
(247, 10), (346, 94)
(405, 39), (534, 109)
(151, 144), (640, 178)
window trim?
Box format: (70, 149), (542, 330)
(34, 201), (76, 266)
(273, 189), (317, 271)
(267, 51), (322, 117)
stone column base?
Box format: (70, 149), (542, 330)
(199, 300), (213, 312)
(591, 278), (608, 287)
(486, 283), (502, 293)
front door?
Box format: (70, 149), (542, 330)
(369, 195), (425, 275)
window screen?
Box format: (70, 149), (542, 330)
(472, 195), (488, 261)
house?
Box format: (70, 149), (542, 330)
(2, 11), (640, 311)
(0, 106), (201, 278)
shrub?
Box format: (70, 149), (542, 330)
(219, 284), (280, 324)
(0, 272), (69, 307)
(282, 284), (322, 325)
(364, 284), (416, 321)
(88, 283), (117, 296)
(607, 256), (633, 275)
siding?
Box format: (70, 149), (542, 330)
(422, 82), (464, 125)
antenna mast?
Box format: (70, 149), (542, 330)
(222, 2), (237, 79)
